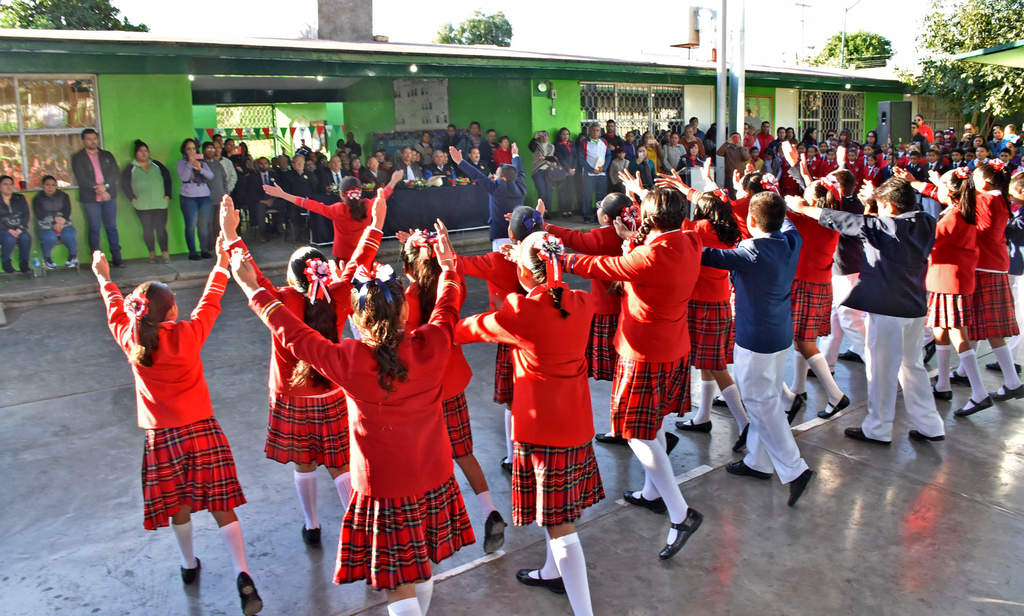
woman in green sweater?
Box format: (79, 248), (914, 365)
(121, 139), (173, 263)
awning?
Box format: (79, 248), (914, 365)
(953, 39), (1024, 68)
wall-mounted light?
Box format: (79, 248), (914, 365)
(844, 83), (851, 89)
(188, 74), (195, 81)
(536, 80), (549, 94)
(409, 64), (418, 73)
(316, 75), (324, 81)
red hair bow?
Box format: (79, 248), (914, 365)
(408, 229), (439, 259)
(535, 234), (567, 290)
(713, 188), (729, 201)
(953, 166), (970, 179)
(820, 175), (842, 200)
(990, 159), (1006, 172)
(620, 205), (640, 232)
(761, 173), (780, 194)
(303, 258), (332, 304)
(124, 291), (149, 344)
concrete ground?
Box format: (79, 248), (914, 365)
(1, 244), (1023, 616)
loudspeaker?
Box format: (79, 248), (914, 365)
(877, 101), (912, 146)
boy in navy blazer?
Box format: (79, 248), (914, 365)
(451, 145), (527, 251)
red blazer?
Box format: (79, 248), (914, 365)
(788, 210), (840, 284)
(818, 159), (839, 178)
(683, 218), (734, 302)
(976, 190), (1011, 272)
(804, 155), (822, 179)
(861, 165), (882, 188)
(460, 251), (521, 311)
(248, 251), (461, 498)
(493, 148), (513, 168)
(564, 229), (702, 362)
(101, 267), (227, 429)
(780, 160), (801, 196)
(545, 223), (623, 315)
(455, 286), (595, 447)
(926, 208), (978, 295)
(295, 184), (393, 261)
(404, 261), (473, 400)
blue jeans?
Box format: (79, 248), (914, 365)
(180, 195), (212, 255)
(83, 198), (121, 262)
(39, 226), (77, 260)
(1, 230), (31, 271)
(532, 170), (553, 209)
(582, 174), (607, 221)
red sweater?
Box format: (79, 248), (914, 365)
(101, 268), (227, 429)
(460, 251), (521, 311)
(455, 286), (595, 447)
(683, 219), (734, 302)
(545, 223), (623, 315)
(976, 191), (1011, 272)
(248, 263), (462, 498)
(788, 210), (840, 284)
(295, 184), (392, 261)
(564, 229), (702, 362)
(404, 261), (473, 400)
(861, 165), (882, 188)
(493, 148), (513, 168)
(926, 209), (978, 295)
(731, 196), (752, 240)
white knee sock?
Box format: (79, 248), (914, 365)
(792, 354), (808, 395)
(551, 533), (594, 616)
(635, 470), (659, 501)
(628, 435), (688, 543)
(959, 349), (989, 402)
(690, 380), (715, 424)
(935, 345), (952, 391)
(294, 469), (319, 530)
(476, 491), (496, 515)
(414, 579), (434, 615)
(808, 353), (844, 404)
(333, 471), (352, 512)
(172, 521), (197, 569)
(527, 529), (561, 580)
(504, 409), (514, 461)
(720, 384), (749, 430)
(993, 345), (1024, 389)
(218, 521), (249, 576)
(387, 598), (422, 616)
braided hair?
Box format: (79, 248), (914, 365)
(339, 176), (367, 221)
(350, 278), (408, 392)
(633, 187), (688, 247)
(287, 246), (338, 389)
(126, 281), (175, 368)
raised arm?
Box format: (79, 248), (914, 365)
(186, 236), (231, 343)
(700, 245), (758, 272)
(563, 247), (652, 283)
(545, 223), (619, 255)
(454, 297), (525, 347)
(817, 207), (868, 238)
(92, 251), (132, 352)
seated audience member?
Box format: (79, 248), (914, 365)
(493, 136), (514, 169)
(361, 155), (387, 189)
(278, 153), (316, 239)
(442, 123), (461, 151)
(0, 174), (31, 274)
(345, 131), (362, 159)
(397, 146), (423, 181)
(463, 147), (490, 176)
(414, 131), (434, 156)
(423, 149), (456, 180)
(33, 174), (78, 268)
(249, 156), (278, 241)
(321, 155), (347, 193)
(349, 156), (364, 182)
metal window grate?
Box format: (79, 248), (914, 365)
(216, 105), (274, 128)
(798, 90), (863, 140)
(580, 82), (685, 136)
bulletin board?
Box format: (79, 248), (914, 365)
(393, 78), (450, 131)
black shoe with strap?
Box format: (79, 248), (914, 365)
(909, 429), (945, 442)
(623, 490), (667, 514)
(236, 572), (263, 616)
(992, 384), (1024, 402)
(788, 469), (814, 507)
(515, 569), (566, 594)
(595, 432), (628, 446)
(844, 427), (891, 446)
(180, 557), (201, 585)
(483, 510), (506, 554)
(659, 508), (703, 560)
(675, 419), (712, 433)
(726, 460), (771, 480)
(732, 424), (749, 453)
(987, 361), (1022, 374)
(817, 394), (850, 419)
(954, 396), (993, 417)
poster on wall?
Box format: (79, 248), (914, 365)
(393, 78), (450, 131)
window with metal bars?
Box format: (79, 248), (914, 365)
(579, 82), (686, 137)
(798, 90), (863, 141)
(215, 105), (278, 159)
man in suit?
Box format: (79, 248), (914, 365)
(423, 149), (456, 180)
(319, 155), (346, 194)
(279, 154), (316, 240)
(397, 146), (423, 181)
(450, 144), (526, 251)
(70, 128), (123, 266)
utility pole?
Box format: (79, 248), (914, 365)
(795, 2), (811, 62)
(715, 0), (727, 185)
(840, 0), (863, 69)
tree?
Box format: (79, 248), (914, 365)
(907, 0), (1024, 123)
(0, 0), (148, 32)
(811, 31), (892, 68)
(435, 10), (512, 47)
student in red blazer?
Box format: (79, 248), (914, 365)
(456, 232), (602, 613)
(563, 186), (704, 560)
(232, 204), (474, 615)
(92, 202), (262, 615)
(399, 228), (506, 554)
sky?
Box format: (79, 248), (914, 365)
(113, 0), (925, 72)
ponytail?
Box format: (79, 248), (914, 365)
(351, 267), (408, 392)
(633, 187), (687, 247)
(521, 232), (570, 318)
(694, 192), (740, 246)
(286, 247), (339, 388)
(125, 281), (174, 368)
(401, 232), (442, 324)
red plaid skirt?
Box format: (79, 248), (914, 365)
(688, 300), (734, 370)
(926, 292), (971, 329)
(334, 476), (474, 590)
(610, 356), (690, 440)
(443, 392), (473, 459)
(511, 441), (605, 527)
(968, 271), (1020, 340)
(586, 313), (619, 381)
(791, 279), (832, 340)
(493, 343), (514, 406)
(142, 417), (246, 530)
(265, 389), (349, 468)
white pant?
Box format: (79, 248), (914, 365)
(734, 345), (809, 484)
(921, 196), (941, 219)
(824, 273), (866, 364)
(862, 313), (945, 441)
(1007, 274), (1023, 353)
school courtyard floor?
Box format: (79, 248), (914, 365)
(2, 238), (1023, 616)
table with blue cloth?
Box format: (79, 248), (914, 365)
(307, 183), (491, 242)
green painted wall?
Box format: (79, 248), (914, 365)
(192, 104), (217, 130)
(340, 78), (395, 156)
(863, 91), (906, 140)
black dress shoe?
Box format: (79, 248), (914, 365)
(500, 458), (513, 474)
(725, 460), (771, 480)
(200, 251), (213, 259)
(992, 384), (1024, 401)
(954, 396), (993, 417)
(180, 557), (201, 585)
(665, 432), (679, 454)
(712, 396), (728, 408)
(301, 525), (321, 546)
(623, 490), (667, 514)
(949, 372), (970, 386)
(112, 259), (125, 268)
(844, 427), (891, 445)
(909, 429), (945, 442)
(483, 510), (506, 554)
(188, 253), (201, 261)
(932, 386), (953, 401)
(787, 469), (814, 507)
(838, 350), (863, 363)
(786, 394), (806, 425)
(987, 361), (1022, 374)
(817, 394), (850, 419)
(659, 508), (703, 560)
(515, 569), (566, 594)
(594, 432), (628, 446)
(675, 419), (712, 433)
(236, 572), (263, 616)
(923, 340), (937, 364)
(732, 424), (749, 453)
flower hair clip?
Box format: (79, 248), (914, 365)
(124, 291), (149, 344)
(761, 173), (780, 194)
(989, 159), (1006, 172)
(536, 233), (567, 290)
(408, 229), (439, 259)
(712, 188), (729, 201)
(953, 166), (970, 180)
(619, 205), (640, 232)
(304, 258), (332, 304)
(820, 175), (842, 200)
(353, 262), (396, 310)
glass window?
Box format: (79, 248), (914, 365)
(0, 135), (24, 187)
(0, 78), (16, 133)
(18, 78), (96, 130)
(23, 133), (77, 188)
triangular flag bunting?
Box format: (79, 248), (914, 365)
(194, 128), (205, 142)
(289, 126), (297, 137)
(205, 128), (215, 139)
(316, 124), (324, 138)
(279, 127), (287, 139)
(235, 127), (243, 138)
(263, 127), (271, 138)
